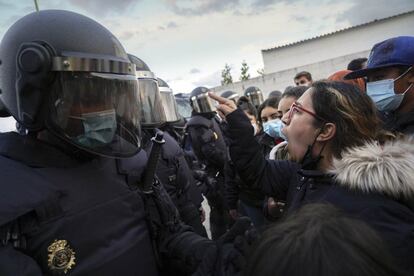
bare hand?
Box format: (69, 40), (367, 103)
(208, 92), (237, 119)
(229, 209), (240, 220)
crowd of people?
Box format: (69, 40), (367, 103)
(0, 9), (413, 276)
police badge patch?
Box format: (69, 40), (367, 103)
(47, 240), (76, 274)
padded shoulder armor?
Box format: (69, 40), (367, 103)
(0, 155), (60, 226)
(187, 115), (212, 129)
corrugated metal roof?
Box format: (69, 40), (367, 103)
(262, 10), (414, 52)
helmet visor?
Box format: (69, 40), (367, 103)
(159, 89), (180, 123)
(191, 93), (217, 113)
(138, 78), (167, 127)
(247, 91), (264, 107)
(48, 72), (141, 158)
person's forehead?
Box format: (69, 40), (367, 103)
(262, 106), (278, 114)
(296, 89), (313, 107)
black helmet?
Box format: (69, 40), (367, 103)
(244, 86), (264, 108)
(268, 90), (282, 100)
(190, 87), (217, 114)
(0, 10), (141, 157)
(221, 90), (239, 103)
(157, 78), (181, 123)
(128, 54), (166, 128)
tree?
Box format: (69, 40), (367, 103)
(257, 68), (265, 76)
(240, 60), (250, 81)
(221, 63), (233, 86)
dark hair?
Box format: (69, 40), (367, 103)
(244, 203), (404, 276)
(281, 86), (308, 100)
(257, 97), (280, 123)
(294, 71), (312, 81)
(347, 58), (368, 71)
(310, 81), (382, 158)
(237, 96), (257, 119)
(267, 90), (282, 99)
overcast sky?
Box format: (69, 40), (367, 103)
(0, 0), (413, 96)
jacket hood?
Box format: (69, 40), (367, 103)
(331, 138), (414, 199)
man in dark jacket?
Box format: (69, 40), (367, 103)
(345, 36), (414, 134)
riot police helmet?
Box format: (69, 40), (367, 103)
(128, 54), (166, 128)
(190, 87), (217, 114)
(157, 78), (181, 123)
(0, 10), (142, 157)
(220, 90), (239, 104)
(244, 86), (264, 108)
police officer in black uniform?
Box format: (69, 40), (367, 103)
(186, 87), (232, 239)
(129, 55), (207, 237)
(157, 78), (187, 145)
(0, 10), (256, 276)
(0, 10), (160, 275)
(244, 86), (264, 110)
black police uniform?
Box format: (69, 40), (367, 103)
(142, 129), (207, 237)
(0, 132), (159, 275)
(186, 112), (231, 239)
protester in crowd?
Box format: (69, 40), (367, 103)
(294, 71), (313, 86)
(209, 81), (414, 274)
(347, 57), (368, 71)
(244, 203), (405, 276)
(345, 36), (414, 135)
(267, 90), (282, 100)
(328, 70), (365, 93)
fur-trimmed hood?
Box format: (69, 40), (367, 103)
(330, 138), (414, 199)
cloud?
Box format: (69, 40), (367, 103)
(69, 0), (141, 16)
(192, 70), (221, 87)
(167, 21), (178, 28)
(164, 0), (240, 16)
(337, 0), (414, 25)
(189, 68), (201, 74)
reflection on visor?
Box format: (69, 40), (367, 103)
(247, 92), (264, 107)
(191, 93), (217, 113)
(48, 72), (142, 157)
(160, 91), (180, 122)
(138, 78), (167, 127)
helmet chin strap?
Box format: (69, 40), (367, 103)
(300, 125), (327, 170)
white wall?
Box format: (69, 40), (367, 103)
(211, 12), (414, 97)
(211, 50), (370, 97)
(262, 12), (414, 73)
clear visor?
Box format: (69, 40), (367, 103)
(191, 93), (217, 113)
(138, 78), (167, 127)
(159, 90), (181, 123)
(48, 72), (141, 158)
(247, 91), (264, 107)
(175, 98), (193, 119)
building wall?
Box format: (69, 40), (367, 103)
(262, 12), (414, 73)
(211, 12), (414, 98)
(212, 50), (370, 97)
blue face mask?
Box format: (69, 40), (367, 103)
(367, 67), (413, 112)
(263, 119), (287, 140)
(72, 109), (117, 148)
